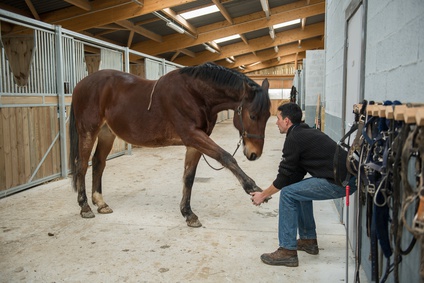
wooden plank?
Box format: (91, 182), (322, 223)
(50, 106), (60, 174)
(385, 106), (394, 119)
(2, 108), (13, 189)
(15, 107), (26, 184)
(416, 107), (424, 126)
(404, 107), (417, 124)
(0, 109), (6, 190)
(22, 107), (31, 182)
(394, 105), (407, 121)
(9, 108), (19, 187)
(1, 96), (43, 105)
(377, 105), (386, 118)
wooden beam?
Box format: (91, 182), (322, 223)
(127, 30), (135, 47)
(115, 20), (163, 42)
(161, 8), (197, 35)
(211, 0), (233, 24)
(41, 0), (196, 31)
(174, 22), (324, 66)
(216, 38), (323, 69)
(131, 0), (325, 55)
(24, 0), (40, 20)
(241, 53), (306, 73)
(64, 0), (92, 11)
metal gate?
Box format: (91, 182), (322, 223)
(0, 9), (183, 197)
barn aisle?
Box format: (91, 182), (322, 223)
(0, 116), (362, 282)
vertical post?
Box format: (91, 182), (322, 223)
(124, 47), (132, 155)
(55, 25), (68, 177)
(346, 185), (350, 283)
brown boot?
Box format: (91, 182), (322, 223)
(260, 247), (299, 267)
(297, 239), (319, 255)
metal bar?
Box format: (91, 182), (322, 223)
(55, 25), (68, 178)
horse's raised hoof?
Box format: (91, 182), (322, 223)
(97, 205), (113, 214)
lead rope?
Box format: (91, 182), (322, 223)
(202, 136), (243, 171)
(147, 77), (161, 111)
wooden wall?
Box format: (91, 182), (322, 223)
(0, 103), (126, 192)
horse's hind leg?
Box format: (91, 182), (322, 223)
(77, 133), (97, 218)
(181, 147), (202, 227)
(92, 125), (116, 214)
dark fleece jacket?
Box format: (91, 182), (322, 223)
(273, 123), (347, 189)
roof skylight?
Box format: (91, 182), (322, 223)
(273, 19), (301, 29)
(214, 34), (240, 44)
(180, 5), (219, 20)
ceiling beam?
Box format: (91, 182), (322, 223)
(173, 22), (324, 66)
(64, 0), (92, 11)
(24, 0), (40, 20)
(217, 38), (323, 69)
(161, 8), (197, 35)
(241, 53), (306, 73)
(115, 20), (163, 42)
(211, 0), (233, 24)
(131, 0), (325, 55)
(40, 0), (196, 31)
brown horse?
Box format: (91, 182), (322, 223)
(69, 62), (270, 227)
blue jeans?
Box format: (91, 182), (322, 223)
(278, 176), (357, 250)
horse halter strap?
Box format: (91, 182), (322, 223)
(237, 103), (264, 139)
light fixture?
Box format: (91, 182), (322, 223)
(249, 61), (261, 67)
(274, 46), (279, 53)
(225, 57), (234, 63)
(269, 27), (275, 40)
(166, 22), (185, 34)
(203, 43), (217, 53)
(238, 65), (245, 70)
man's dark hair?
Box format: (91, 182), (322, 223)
(277, 102), (302, 124)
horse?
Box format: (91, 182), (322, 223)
(69, 62), (271, 227)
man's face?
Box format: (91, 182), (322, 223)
(276, 112), (290, 134)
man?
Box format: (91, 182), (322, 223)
(250, 102), (356, 267)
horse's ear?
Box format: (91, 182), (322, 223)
(261, 78), (269, 93)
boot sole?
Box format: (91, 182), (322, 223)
(260, 256), (299, 267)
(297, 247), (319, 255)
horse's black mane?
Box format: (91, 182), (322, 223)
(179, 62), (270, 115)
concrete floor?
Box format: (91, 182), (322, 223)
(1, 116), (365, 282)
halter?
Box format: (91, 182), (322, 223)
(237, 103), (265, 140)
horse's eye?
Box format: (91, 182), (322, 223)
(249, 114), (256, 120)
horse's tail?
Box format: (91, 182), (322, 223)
(69, 102), (78, 192)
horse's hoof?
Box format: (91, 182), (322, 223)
(186, 217), (202, 228)
(81, 210), (95, 218)
(97, 205), (113, 214)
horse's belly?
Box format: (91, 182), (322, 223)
(107, 121), (184, 147)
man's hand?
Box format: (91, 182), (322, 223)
(250, 192), (267, 206)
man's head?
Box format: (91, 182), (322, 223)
(276, 103), (302, 134)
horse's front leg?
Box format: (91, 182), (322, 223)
(181, 147), (203, 227)
(91, 125), (116, 214)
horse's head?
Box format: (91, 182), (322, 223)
(233, 79), (271, 161)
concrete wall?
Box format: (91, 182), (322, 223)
(324, 1), (424, 282)
(304, 50), (326, 127)
(364, 0), (424, 103)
